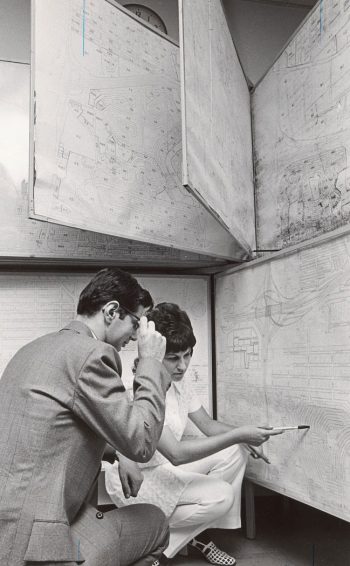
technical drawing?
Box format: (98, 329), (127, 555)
(181, 0), (255, 250)
(31, 0), (239, 259)
(216, 234), (350, 521)
(0, 60), (224, 264)
(254, 0), (350, 249)
(0, 275), (211, 420)
(278, 148), (349, 246)
(0, 274), (89, 371)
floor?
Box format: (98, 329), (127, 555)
(168, 495), (350, 566)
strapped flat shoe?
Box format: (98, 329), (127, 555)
(189, 538), (236, 565)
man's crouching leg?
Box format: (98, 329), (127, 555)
(71, 503), (169, 566)
(118, 504), (169, 566)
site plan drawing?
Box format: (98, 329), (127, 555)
(216, 234), (350, 521)
(0, 274), (211, 415)
(253, 0), (350, 251)
(31, 0), (243, 260)
(0, 60), (222, 266)
(180, 0), (255, 252)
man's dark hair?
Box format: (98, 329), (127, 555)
(77, 268), (151, 316)
(147, 302), (196, 354)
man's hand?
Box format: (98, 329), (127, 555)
(237, 426), (284, 446)
(137, 317), (166, 363)
(118, 454), (144, 499)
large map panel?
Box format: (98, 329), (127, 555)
(215, 235), (350, 521)
(31, 0), (244, 260)
(0, 273), (211, 412)
(253, 0), (350, 250)
(180, 0), (255, 252)
(0, 60), (222, 266)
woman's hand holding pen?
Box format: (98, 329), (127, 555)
(236, 425), (284, 446)
(245, 444), (271, 464)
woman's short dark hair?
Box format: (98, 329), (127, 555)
(77, 268), (153, 316)
(138, 287), (154, 311)
(147, 302), (196, 354)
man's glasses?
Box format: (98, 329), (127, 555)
(118, 303), (141, 330)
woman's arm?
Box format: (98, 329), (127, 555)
(188, 406), (235, 436)
(188, 406), (270, 461)
(157, 421), (281, 466)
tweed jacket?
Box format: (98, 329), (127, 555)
(0, 321), (169, 565)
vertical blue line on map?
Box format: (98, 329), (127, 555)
(82, 0), (86, 56)
(320, 0), (323, 36)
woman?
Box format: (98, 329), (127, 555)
(105, 303), (282, 565)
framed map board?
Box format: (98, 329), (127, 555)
(253, 0), (350, 251)
(0, 59), (225, 268)
(0, 272), (212, 413)
(180, 0), (255, 254)
(215, 234), (350, 521)
(30, 0), (245, 261)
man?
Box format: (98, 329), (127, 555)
(0, 268), (171, 566)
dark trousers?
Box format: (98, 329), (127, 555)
(71, 503), (169, 566)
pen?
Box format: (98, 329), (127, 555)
(272, 425), (310, 431)
(246, 444), (270, 464)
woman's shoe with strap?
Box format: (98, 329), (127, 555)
(189, 538), (236, 565)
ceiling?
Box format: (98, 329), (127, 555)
(239, 0), (318, 7)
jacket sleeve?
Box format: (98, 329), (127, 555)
(72, 342), (171, 462)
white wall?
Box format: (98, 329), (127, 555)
(223, 0), (311, 86)
(0, 0), (30, 63)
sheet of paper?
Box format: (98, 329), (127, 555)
(216, 234), (350, 521)
(180, 0), (255, 252)
(0, 59), (224, 266)
(253, 0), (350, 251)
(0, 273), (211, 414)
(31, 0), (244, 260)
